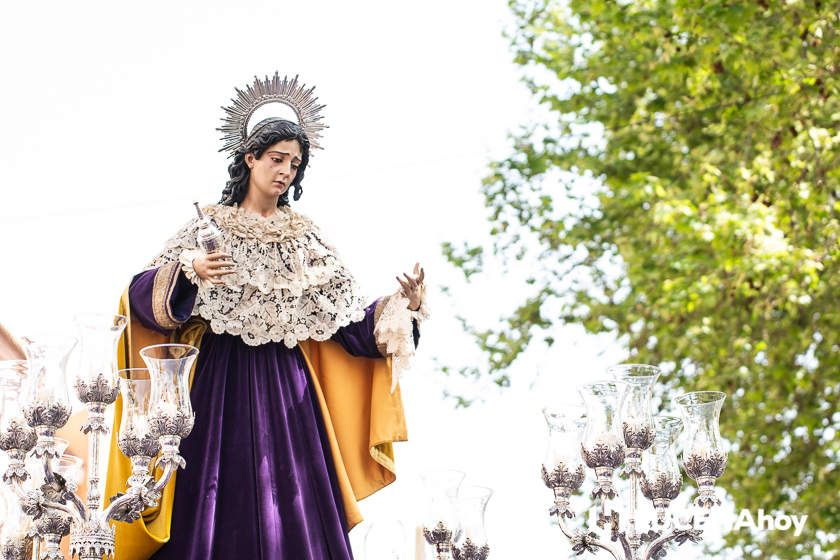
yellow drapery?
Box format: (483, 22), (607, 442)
(103, 290), (407, 559)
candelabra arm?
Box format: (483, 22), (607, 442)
(100, 490), (139, 525)
(641, 531), (680, 560)
(65, 488), (89, 522)
(9, 477), (86, 525)
(42, 453), (56, 485)
(150, 459), (178, 494)
(554, 510), (626, 560)
(44, 458), (89, 522)
(641, 515), (705, 560)
(554, 509), (576, 540)
(99, 459), (177, 525)
(614, 530), (633, 560)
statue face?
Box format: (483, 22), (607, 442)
(245, 139), (302, 201)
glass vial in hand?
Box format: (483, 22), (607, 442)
(193, 202), (225, 254)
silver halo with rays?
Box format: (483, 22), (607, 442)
(217, 72), (327, 157)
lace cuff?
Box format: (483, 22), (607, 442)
(178, 249), (211, 291)
(373, 292), (430, 393)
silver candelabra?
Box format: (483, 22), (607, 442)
(541, 364), (727, 560)
(0, 315), (198, 560)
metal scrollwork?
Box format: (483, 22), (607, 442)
(640, 473), (681, 501)
(452, 538), (490, 560)
(541, 463), (585, 491)
(570, 531), (602, 555)
(149, 410), (194, 439)
(622, 422), (654, 451)
(581, 442), (625, 469)
(0, 419), (36, 453)
(118, 429), (162, 458)
(22, 401), (71, 430)
(683, 451), (727, 479)
(74, 373), (118, 405)
(423, 521), (453, 546)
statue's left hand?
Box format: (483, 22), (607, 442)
(396, 262), (425, 312)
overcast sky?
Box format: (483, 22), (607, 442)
(0, 1), (734, 558)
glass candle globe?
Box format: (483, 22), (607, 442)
(141, 344), (198, 452)
(0, 360), (35, 476)
(579, 381), (626, 500)
(117, 369), (161, 459)
(609, 364), (660, 472)
(419, 469), (464, 557)
(73, 313), (127, 407)
(541, 404), (586, 517)
(21, 335), (76, 439)
(674, 391), (727, 508)
(452, 485), (492, 559)
(640, 416), (683, 524)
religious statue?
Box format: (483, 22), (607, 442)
(104, 73), (428, 559)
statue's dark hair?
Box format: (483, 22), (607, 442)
(219, 118), (311, 207)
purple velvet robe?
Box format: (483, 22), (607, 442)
(129, 266), (417, 560)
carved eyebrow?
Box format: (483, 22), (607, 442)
(267, 150), (301, 162)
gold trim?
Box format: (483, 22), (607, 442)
(373, 295), (391, 356)
(151, 261), (182, 330)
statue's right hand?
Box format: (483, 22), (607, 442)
(192, 252), (236, 285)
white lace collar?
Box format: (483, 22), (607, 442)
(204, 204), (318, 243)
(149, 204), (367, 347)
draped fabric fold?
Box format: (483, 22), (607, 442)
(104, 288), (408, 559)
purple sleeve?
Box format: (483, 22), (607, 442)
(129, 261), (198, 334)
(330, 298), (420, 359)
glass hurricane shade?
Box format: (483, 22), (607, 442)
(609, 364), (660, 453)
(73, 314), (127, 404)
(140, 344), (198, 439)
(541, 405), (586, 491)
(640, 416), (683, 523)
(578, 381), (626, 469)
(674, 391), (727, 480)
(117, 368), (161, 457)
(21, 335), (76, 430)
(419, 469), (465, 543)
(454, 485), (493, 547)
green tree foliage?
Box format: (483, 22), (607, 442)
(444, 1), (839, 556)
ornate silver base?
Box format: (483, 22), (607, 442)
(592, 466), (618, 500)
(31, 430), (64, 461)
(692, 476), (721, 508)
(70, 521), (115, 560)
(549, 487), (574, 519)
(622, 453), (643, 475)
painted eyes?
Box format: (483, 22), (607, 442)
(271, 157), (300, 171)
